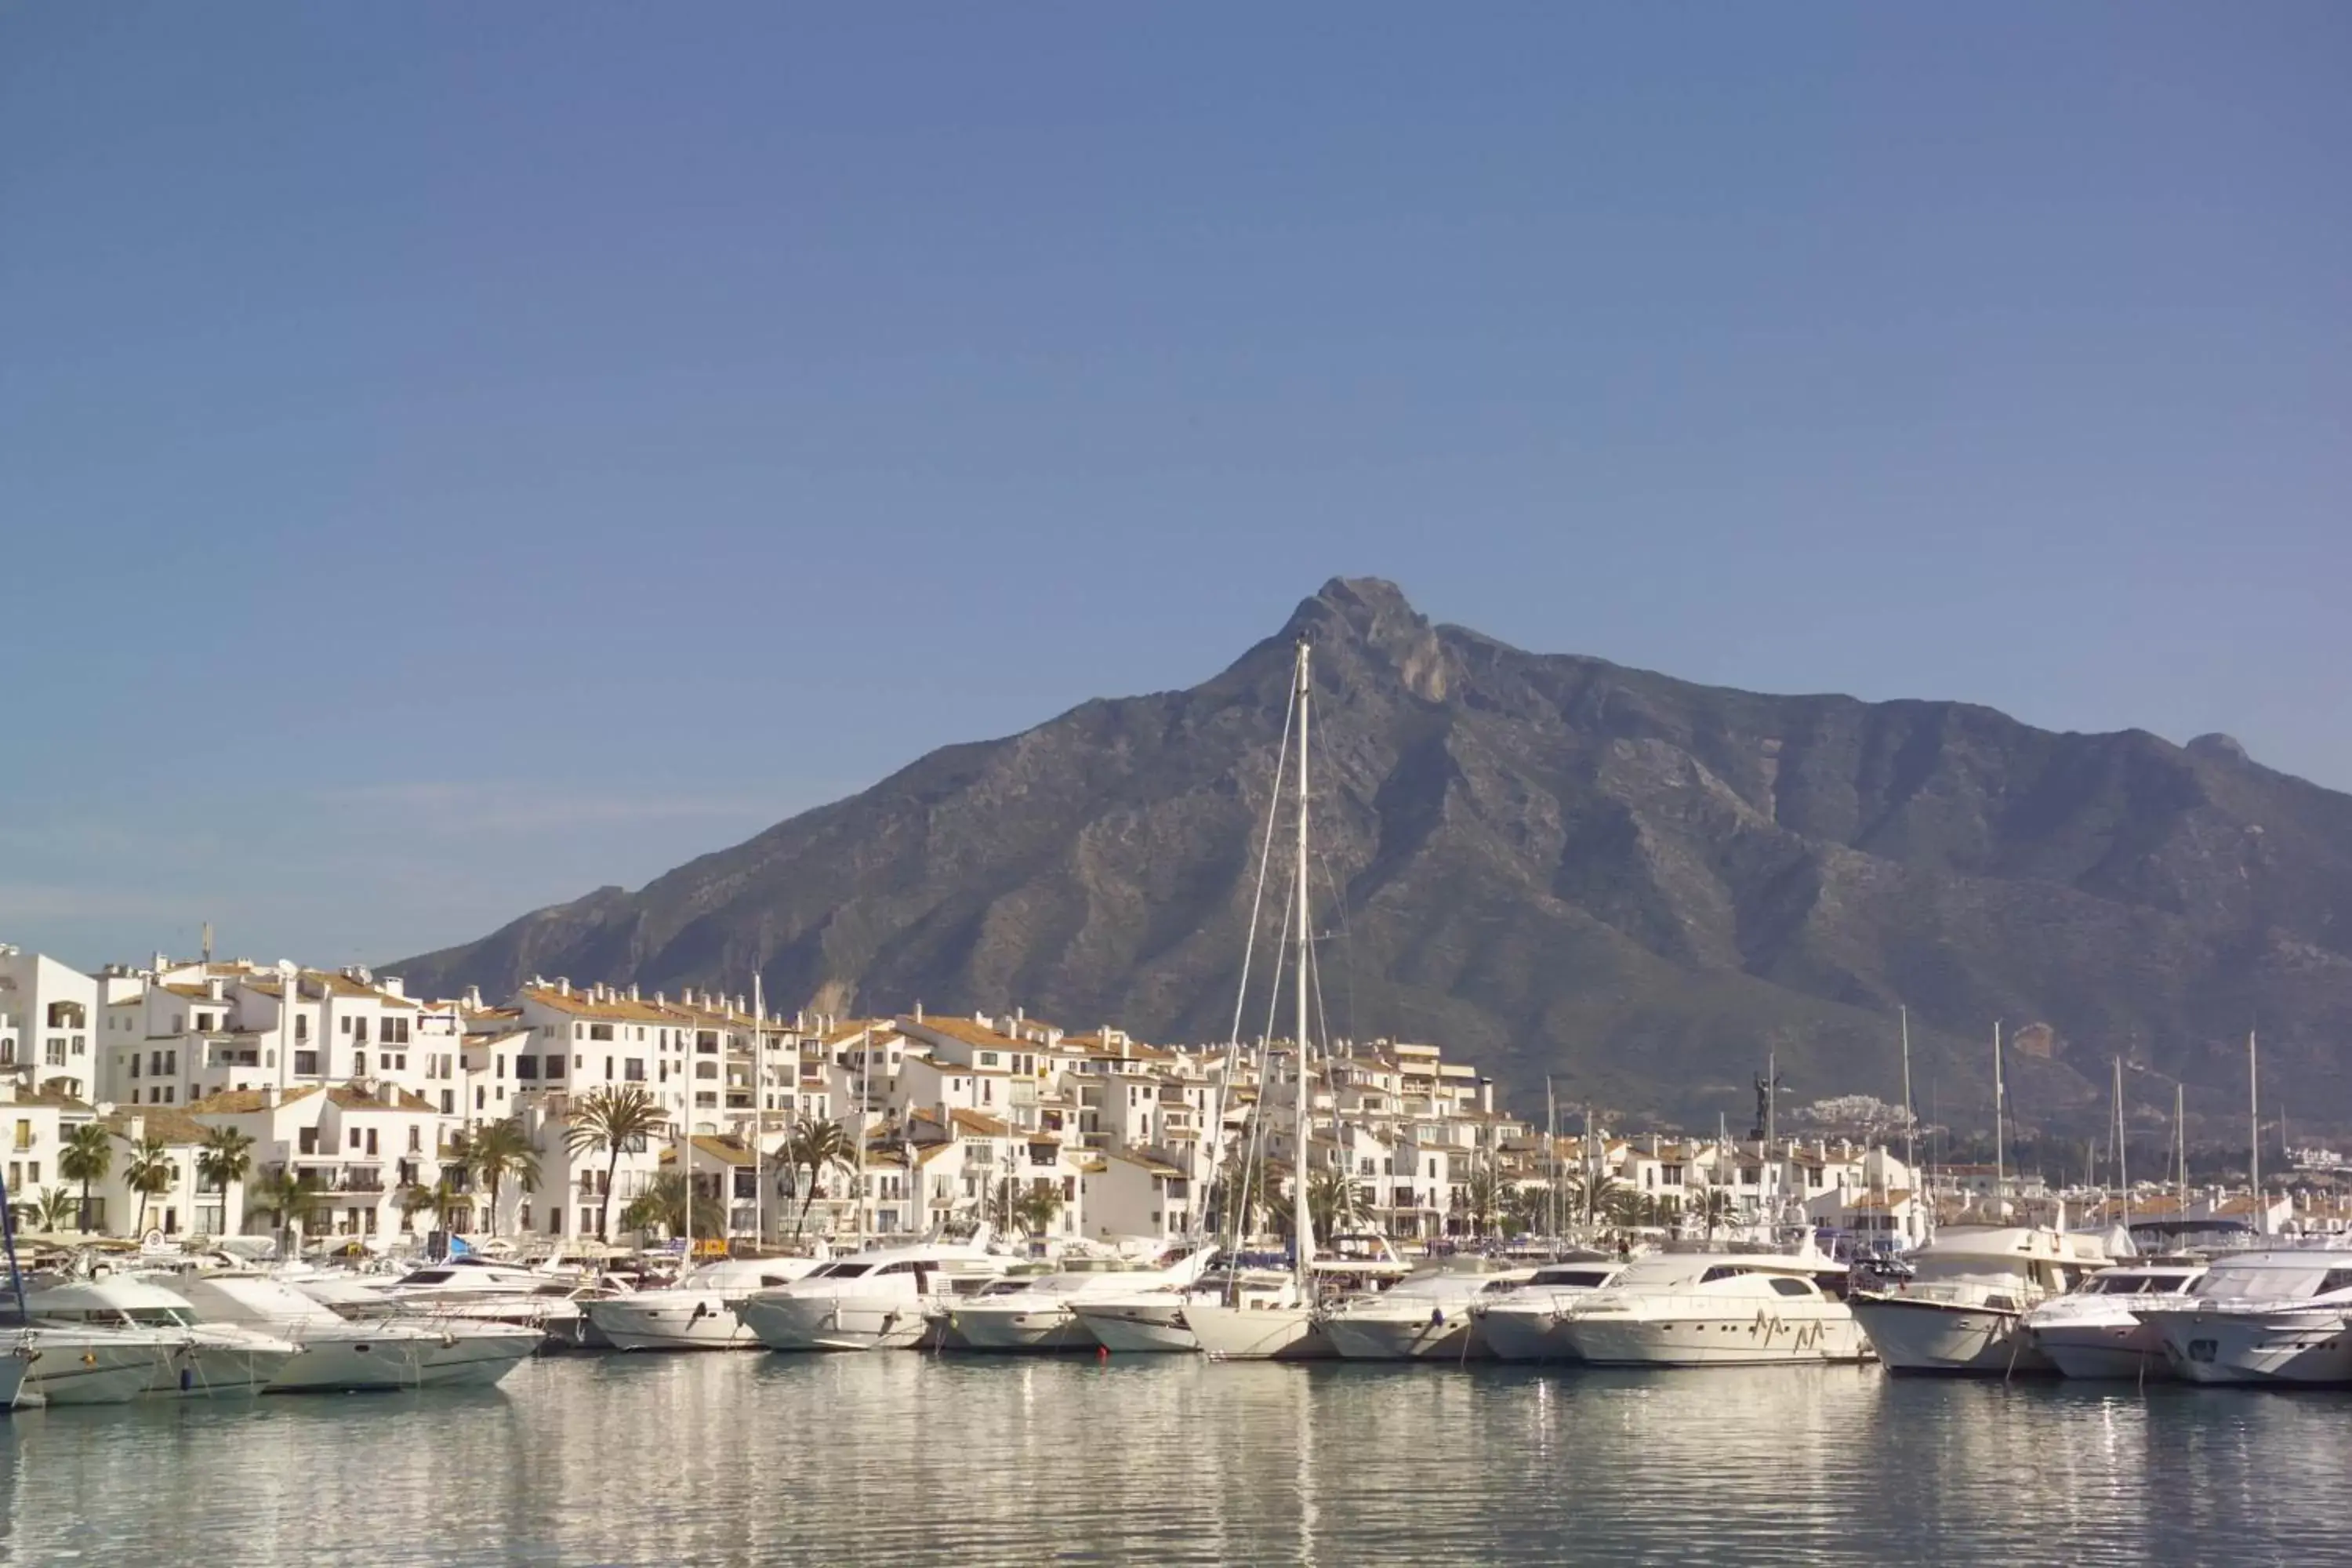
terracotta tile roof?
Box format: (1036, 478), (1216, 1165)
(519, 985), (685, 1025)
(949, 1109), (1011, 1138)
(658, 1134), (757, 1168)
(902, 1015), (1022, 1051)
(187, 1085), (322, 1116)
(101, 1106), (209, 1145)
(7, 1085), (96, 1111)
(326, 1085), (436, 1113)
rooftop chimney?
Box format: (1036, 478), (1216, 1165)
(557, 978), (571, 996)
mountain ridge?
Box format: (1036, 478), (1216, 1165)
(389, 578), (2352, 1131)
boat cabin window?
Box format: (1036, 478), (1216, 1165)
(1983, 1294), (2018, 1312)
(1532, 1269), (1615, 1288)
(2319, 1270), (2352, 1295)
(813, 1262), (872, 1279)
(405, 1270), (455, 1285)
(759, 1274), (798, 1289)
(1766, 1277), (1813, 1298)
(1698, 1265), (1748, 1284)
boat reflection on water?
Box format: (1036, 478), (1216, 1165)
(5, 1356), (2348, 1564)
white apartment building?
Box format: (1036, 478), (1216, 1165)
(0, 945), (100, 1100)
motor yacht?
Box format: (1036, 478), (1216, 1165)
(1850, 1225), (2115, 1374)
(171, 1270), (544, 1391)
(2023, 1261), (2205, 1380)
(584, 1257), (823, 1351)
(735, 1232), (1008, 1351)
(22, 1276), (298, 1398)
(10, 1324), (163, 1406)
(2139, 1250), (2352, 1386)
(1321, 1257), (1534, 1362)
(1465, 1258), (1627, 1363)
(361, 1256), (588, 1345)
(953, 1250), (1219, 1352)
(1556, 1248), (1867, 1366)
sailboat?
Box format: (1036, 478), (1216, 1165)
(1188, 637), (1336, 1362)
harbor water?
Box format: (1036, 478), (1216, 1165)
(2, 1356), (2339, 1565)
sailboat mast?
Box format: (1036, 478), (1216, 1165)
(1900, 1005), (1915, 1185)
(752, 973), (764, 1254)
(2249, 1027), (2261, 1235)
(2113, 1055), (2129, 1231)
(1545, 1076), (1558, 1247)
(1991, 1020), (2005, 1203)
(2175, 1081), (2187, 1217)
(1291, 637), (1316, 1289)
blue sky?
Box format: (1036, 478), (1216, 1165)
(2, 4), (2346, 970)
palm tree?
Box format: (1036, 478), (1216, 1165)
(122, 1134), (176, 1235)
(59, 1122), (114, 1233)
(1462, 1167), (1508, 1239)
(33, 1185), (81, 1232)
(561, 1086), (666, 1240)
(195, 1127), (255, 1215)
(1305, 1167), (1363, 1236)
(1011, 1182), (1065, 1239)
(1212, 1147), (1276, 1237)
(428, 1180), (474, 1236)
(782, 1117), (854, 1235)
(466, 1118), (541, 1236)
(619, 1171), (724, 1240)
(394, 1182), (437, 1232)
(252, 1167), (327, 1234)
(1569, 1167), (1626, 1226)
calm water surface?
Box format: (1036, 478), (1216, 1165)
(1, 1355), (2339, 1565)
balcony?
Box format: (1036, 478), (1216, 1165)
(292, 1163), (386, 1194)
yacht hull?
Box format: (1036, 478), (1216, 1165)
(1472, 1307), (1580, 1364)
(2151, 1310), (2352, 1386)
(585, 1298), (759, 1352)
(1322, 1313), (1479, 1362)
(739, 1294), (930, 1352)
(1071, 1301), (1198, 1354)
(416, 1329), (544, 1388)
(1564, 1309), (1868, 1367)
(949, 1307), (1094, 1352)
(1853, 1298), (2047, 1375)
(20, 1340), (163, 1405)
(146, 1338), (297, 1398)
(2031, 1323), (2171, 1381)
(1185, 1304), (1332, 1361)
(0, 1352), (25, 1410)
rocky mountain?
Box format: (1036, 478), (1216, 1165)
(390, 579), (2352, 1132)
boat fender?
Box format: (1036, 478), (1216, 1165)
(180, 1366), (195, 1392)
(1429, 1307), (1445, 1328)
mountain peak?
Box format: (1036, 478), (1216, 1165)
(387, 586), (2352, 1127)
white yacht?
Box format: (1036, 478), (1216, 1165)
(952, 1250), (1218, 1352)
(363, 1256), (587, 1343)
(2139, 1250), (2352, 1386)
(1183, 1234), (1413, 1362)
(735, 1232), (1007, 1352)
(1069, 1264), (1259, 1355)
(1465, 1258), (1628, 1363)
(23, 1277), (299, 1398)
(584, 1258), (822, 1352)
(12, 1323), (163, 1406)
(1556, 1249), (1867, 1366)
(2023, 1261), (2205, 1380)
(1321, 1257), (1534, 1362)
(1850, 1225), (2114, 1374)
(172, 1270), (544, 1391)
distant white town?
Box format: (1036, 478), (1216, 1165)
(1, 939), (2337, 1254)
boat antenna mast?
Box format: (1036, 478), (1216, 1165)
(1290, 635), (1317, 1294)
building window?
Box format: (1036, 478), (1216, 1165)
(516, 1056), (539, 1080)
(295, 1051), (319, 1075)
(354, 1051), (368, 1076)
(545, 1056), (566, 1079)
(299, 1128), (319, 1155)
(625, 1059), (646, 1083)
(296, 1015), (310, 1040)
(46, 1039), (66, 1067)
(590, 1024), (614, 1043)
